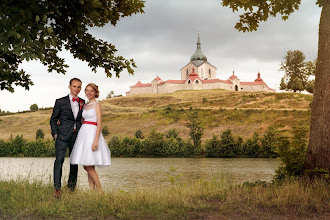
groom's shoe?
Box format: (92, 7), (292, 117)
(54, 189), (61, 198)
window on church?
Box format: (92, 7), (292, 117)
(188, 80), (191, 84)
(196, 80), (199, 84)
(209, 69), (211, 78)
(186, 69), (188, 76)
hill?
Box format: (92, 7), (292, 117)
(0, 90), (312, 141)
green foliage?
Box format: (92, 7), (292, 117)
(305, 79), (315, 94)
(274, 121), (309, 180)
(186, 110), (204, 151)
(279, 50), (315, 93)
(106, 91), (115, 99)
(260, 126), (280, 158)
(205, 129), (243, 158)
(35, 128), (44, 140)
(0, 135), (55, 157)
(0, 0), (145, 92)
(30, 104), (38, 111)
(102, 126), (110, 136)
(221, 0), (302, 32)
(166, 128), (179, 139)
(108, 129), (198, 157)
(242, 133), (260, 158)
(134, 129), (144, 139)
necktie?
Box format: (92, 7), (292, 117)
(72, 97), (80, 102)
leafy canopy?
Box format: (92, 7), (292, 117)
(279, 50), (316, 93)
(221, 0), (322, 32)
(0, 0), (145, 92)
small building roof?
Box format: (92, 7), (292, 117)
(130, 81), (152, 88)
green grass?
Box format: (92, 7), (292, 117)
(0, 178), (329, 219)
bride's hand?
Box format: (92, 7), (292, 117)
(92, 141), (98, 152)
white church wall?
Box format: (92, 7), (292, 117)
(130, 86), (152, 95)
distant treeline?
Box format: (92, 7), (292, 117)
(0, 124), (308, 159)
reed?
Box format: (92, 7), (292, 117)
(0, 177), (328, 219)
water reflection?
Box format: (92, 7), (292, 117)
(0, 157), (280, 191)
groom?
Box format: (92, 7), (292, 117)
(50, 78), (85, 198)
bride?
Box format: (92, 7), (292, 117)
(70, 83), (111, 191)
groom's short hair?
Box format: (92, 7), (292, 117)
(70, 78), (82, 85)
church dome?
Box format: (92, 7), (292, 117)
(254, 72), (264, 82)
(190, 33), (207, 67)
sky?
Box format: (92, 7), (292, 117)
(0, 0), (321, 112)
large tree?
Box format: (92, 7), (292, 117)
(0, 0), (145, 92)
(279, 50), (315, 93)
(221, 0), (329, 171)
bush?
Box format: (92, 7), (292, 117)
(35, 129), (45, 140)
(242, 133), (260, 158)
(30, 104), (38, 111)
(260, 126), (280, 158)
(218, 129), (237, 157)
(102, 126), (110, 136)
(135, 129), (144, 139)
(274, 121), (309, 180)
(165, 128), (179, 139)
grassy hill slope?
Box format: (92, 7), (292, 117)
(0, 90), (312, 141)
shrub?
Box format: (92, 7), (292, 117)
(35, 129), (45, 140)
(165, 128), (179, 139)
(186, 110), (204, 150)
(205, 135), (219, 157)
(260, 126), (280, 158)
(242, 133), (260, 158)
(218, 129), (237, 157)
(135, 129), (144, 139)
(30, 104), (38, 111)
(102, 126), (110, 136)
(274, 121), (309, 180)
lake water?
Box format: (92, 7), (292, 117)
(0, 157), (281, 191)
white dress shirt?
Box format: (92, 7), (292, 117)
(69, 94), (79, 130)
(69, 94), (79, 119)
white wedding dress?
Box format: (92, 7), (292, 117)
(70, 102), (111, 166)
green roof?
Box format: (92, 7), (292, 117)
(190, 33), (207, 67)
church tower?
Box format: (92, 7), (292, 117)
(180, 33), (217, 80)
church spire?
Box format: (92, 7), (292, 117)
(190, 32), (207, 67)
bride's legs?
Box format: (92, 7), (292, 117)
(84, 166), (95, 190)
(88, 173), (95, 190)
(84, 166), (102, 191)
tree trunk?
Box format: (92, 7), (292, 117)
(305, 2), (330, 171)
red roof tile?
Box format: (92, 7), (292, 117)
(130, 81), (152, 88)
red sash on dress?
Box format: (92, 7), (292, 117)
(83, 121), (97, 126)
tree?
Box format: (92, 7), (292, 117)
(305, 79), (315, 94)
(30, 104), (38, 111)
(0, 0), (145, 92)
(36, 128), (45, 140)
(221, 0), (330, 173)
(106, 91), (115, 99)
(279, 50), (314, 93)
(186, 110), (204, 149)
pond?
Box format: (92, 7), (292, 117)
(0, 157), (281, 190)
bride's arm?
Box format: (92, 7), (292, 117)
(92, 103), (102, 151)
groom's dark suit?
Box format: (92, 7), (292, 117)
(50, 95), (84, 190)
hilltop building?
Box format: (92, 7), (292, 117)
(126, 34), (275, 96)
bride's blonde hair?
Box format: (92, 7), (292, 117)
(85, 83), (100, 98)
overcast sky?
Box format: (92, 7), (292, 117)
(0, 0), (321, 112)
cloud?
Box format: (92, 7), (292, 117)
(0, 0), (321, 112)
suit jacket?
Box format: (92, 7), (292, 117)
(50, 95), (85, 141)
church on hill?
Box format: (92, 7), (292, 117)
(126, 34), (275, 96)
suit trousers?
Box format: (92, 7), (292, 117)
(53, 131), (78, 190)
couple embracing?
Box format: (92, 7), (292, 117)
(50, 78), (111, 198)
